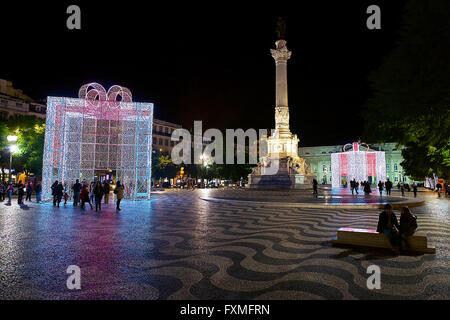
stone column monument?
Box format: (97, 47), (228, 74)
(247, 25), (316, 189)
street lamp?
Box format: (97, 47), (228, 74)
(7, 135), (18, 182)
(7, 135), (18, 143)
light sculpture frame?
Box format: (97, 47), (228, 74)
(42, 83), (153, 200)
(331, 142), (386, 188)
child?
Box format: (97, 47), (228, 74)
(63, 191), (69, 206)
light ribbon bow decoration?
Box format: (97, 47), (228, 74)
(78, 82), (133, 111)
(342, 142), (370, 152)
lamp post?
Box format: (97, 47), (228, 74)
(7, 135), (18, 182)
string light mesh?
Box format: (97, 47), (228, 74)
(42, 83), (153, 200)
(331, 142), (386, 188)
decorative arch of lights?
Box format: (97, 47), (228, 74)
(331, 142), (386, 188)
(42, 83), (153, 200)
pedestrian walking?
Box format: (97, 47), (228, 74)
(0, 181), (5, 201)
(412, 182), (418, 198)
(89, 181), (95, 204)
(385, 179), (392, 196)
(26, 182), (33, 201)
(436, 182), (442, 198)
(54, 182), (64, 207)
(51, 180), (58, 206)
(350, 179), (356, 195)
(378, 180), (384, 196)
(103, 181), (110, 204)
(400, 184), (405, 197)
(94, 181), (104, 212)
(72, 179), (82, 206)
(63, 190), (69, 206)
(80, 184), (93, 210)
(7, 182), (13, 203)
(17, 181), (25, 204)
(312, 178), (318, 196)
(114, 181), (124, 211)
(363, 181), (371, 195)
(35, 182), (42, 202)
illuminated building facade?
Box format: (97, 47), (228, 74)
(299, 142), (413, 186)
(42, 83), (153, 200)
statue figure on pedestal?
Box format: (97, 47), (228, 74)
(276, 17), (286, 40)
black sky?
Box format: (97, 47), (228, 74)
(1, 0), (406, 146)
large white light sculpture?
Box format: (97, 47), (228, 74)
(331, 142), (386, 188)
(42, 83), (153, 200)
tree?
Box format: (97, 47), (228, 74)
(362, 0), (450, 179)
(151, 150), (180, 181)
(6, 115), (46, 175)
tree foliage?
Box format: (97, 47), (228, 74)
(362, 0), (450, 179)
(0, 115), (46, 176)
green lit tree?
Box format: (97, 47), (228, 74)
(6, 115), (46, 176)
(362, 0), (450, 179)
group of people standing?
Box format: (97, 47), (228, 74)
(0, 180), (42, 204)
(348, 178), (420, 197)
(51, 179), (125, 211)
(349, 179), (378, 196)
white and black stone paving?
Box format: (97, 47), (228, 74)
(0, 189), (448, 300)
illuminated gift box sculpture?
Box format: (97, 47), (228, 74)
(42, 83), (153, 200)
(331, 142), (386, 188)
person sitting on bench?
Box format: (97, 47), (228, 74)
(399, 206), (418, 251)
(377, 203), (400, 254)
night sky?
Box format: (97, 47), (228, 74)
(1, 0), (406, 146)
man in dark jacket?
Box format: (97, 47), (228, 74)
(51, 180), (59, 206)
(54, 182), (64, 208)
(312, 179), (318, 196)
(385, 179), (392, 195)
(103, 181), (110, 204)
(93, 181), (104, 212)
(377, 203), (400, 253)
(72, 179), (82, 206)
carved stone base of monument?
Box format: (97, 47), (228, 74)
(247, 157), (316, 190)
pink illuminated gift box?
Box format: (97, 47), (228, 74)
(42, 83), (154, 200)
(331, 142), (386, 188)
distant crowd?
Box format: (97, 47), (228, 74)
(310, 178), (449, 198)
(0, 180), (42, 204)
(50, 179), (125, 211)
(0, 179), (126, 211)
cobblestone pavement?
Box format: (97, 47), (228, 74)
(0, 189), (448, 299)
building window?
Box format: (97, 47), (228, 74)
(171, 141), (174, 147)
(165, 127), (169, 134)
(0, 111), (8, 121)
(322, 164), (327, 172)
(159, 138), (163, 145)
(165, 139), (169, 146)
(153, 137), (156, 144)
(16, 102), (23, 107)
(386, 163), (390, 171)
(394, 163), (398, 172)
(395, 176), (398, 182)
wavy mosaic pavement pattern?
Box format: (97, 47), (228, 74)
(0, 190), (448, 299)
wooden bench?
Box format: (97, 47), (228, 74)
(332, 227), (436, 254)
